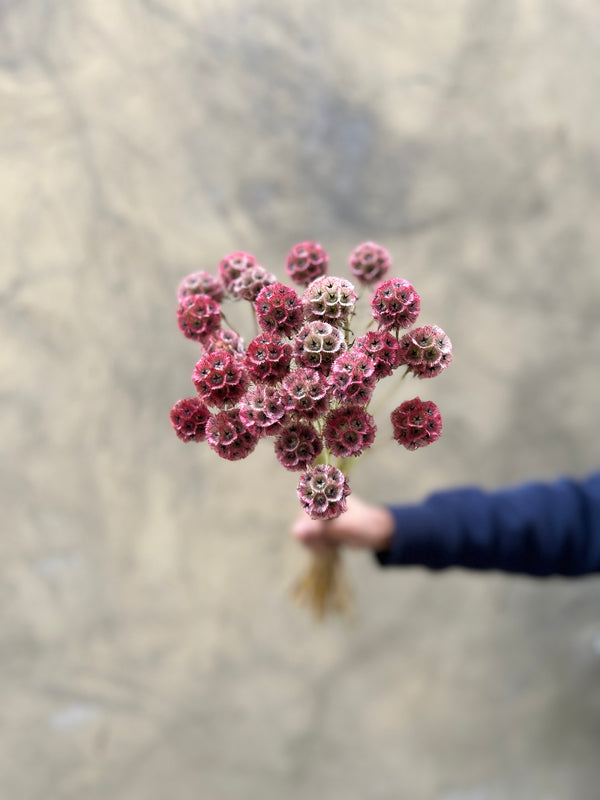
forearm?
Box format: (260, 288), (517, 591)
(377, 472), (600, 576)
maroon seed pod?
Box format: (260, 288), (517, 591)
(398, 325), (453, 379)
(391, 396), (443, 450)
(370, 277), (420, 331)
(244, 332), (292, 384)
(177, 271), (224, 304)
(177, 293), (221, 342)
(192, 350), (249, 407)
(297, 464), (351, 520)
(169, 397), (211, 442)
(205, 408), (260, 461)
(274, 421), (323, 471)
(255, 282), (304, 338)
(323, 404), (376, 458)
(349, 241), (391, 285)
(286, 241), (329, 287)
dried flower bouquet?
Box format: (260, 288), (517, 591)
(170, 242), (452, 619)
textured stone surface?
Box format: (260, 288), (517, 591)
(3, 2), (600, 798)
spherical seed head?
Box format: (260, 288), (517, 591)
(328, 351), (376, 405)
(177, 293), (222, 342)
(353, 330), (402, 379)
(244, 332), (292, 384)
(274, 421), (323, 471)
(239, 385), (287, 435)
(370, 278), (420, 331)
(192, 350), (249, 407)
(324, 404), (376, 458)
(255, 282), (304, 338)
(391, 396), (443, 450)
(203, 328), (246, 360)
(205, 408), (259, 461)
(231, 264), (277, 302)
(349, 241), (391, 285)
(177, 271), (224, 304)
(302, 276), (357, 324)
(286, 241), (329, 287)
(297, 464), (351, 520)
(169, 397), (211, 443)
(281, 367), (330, 420)
(398, 325), (453, 379)
(218, 252), (258, 294)
(293, 321), (347, 373)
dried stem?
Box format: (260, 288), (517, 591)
(292, 546), (353, 621)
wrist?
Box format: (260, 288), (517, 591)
(370, 506), (395, 552)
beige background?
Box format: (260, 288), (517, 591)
(3, 2), (600, 798)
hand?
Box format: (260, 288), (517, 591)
(292, 495), (395, 552)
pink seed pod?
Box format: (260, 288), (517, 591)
(192, 350), (249, 408)
(202, 328), (246, 360)
(349, 241), (391, 285)
(353, 330), (402, 379)
(328, 351), (376, 405)
(244, 332), (292, 384)
(297, 464), (351, 520)
(398, 325), (453, 379)
(302, 276), (357, 325)
(169, 397), (211, 443)
(176, 293), (222, 342)
(370, 277), (420, 331)
(255, 282), (304, 338)
(282, 368), (330, 420)
(231, 264), (277, 302)
(274, 421), (323, 471)
(238, 385), (287, 435)
(218, 252), (259, 295)
(205, 408), (260, 461)
(285, 241), (329, 287)
(293, 321), (346, 373)
(391, 397), (443, 450)
(177, 270), (224, 304)
(323, 404), (376, 458)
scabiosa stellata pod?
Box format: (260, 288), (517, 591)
(370, 277), (420, 331)
(349, 241), (391, 285)
(255, 282), (304, 338)
(302, 276), (357, 325)
(282, 368), (330, 420)
(293, 321), (346, 373)
(203, 328), (246, 359)
(239, 385), (287, 435)
(177, 270), (224, 304)
(286, 241), (329, 286)
(218, 252), (258, 295)
(169, 397), (211, 442)
(192, 350), (249, 407)
(206, 408), (259, 461)
(244, 332), (292, 384)
(329, 351), (376, 405)
(274, 421), (323, 471)
(231, 264), (277, 302)
(177, 293), (222, 342)
(398, 325), (453, 379)
(353, 330), (402, 379)
(391, 397), (442, 450)
(297, 464), (351, 520)
(324, 405), (376, 458)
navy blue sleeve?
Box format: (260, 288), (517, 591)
(376, 472), (600, 576)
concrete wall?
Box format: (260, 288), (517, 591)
(3, 2), (600, 798)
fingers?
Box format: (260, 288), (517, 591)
(292, 516), (337, 550)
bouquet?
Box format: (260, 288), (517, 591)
(170, 242), (452, 619)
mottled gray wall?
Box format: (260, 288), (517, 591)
(3, 2), (600, 799)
